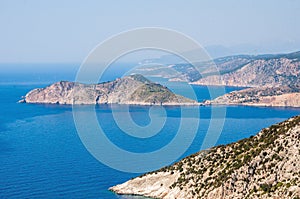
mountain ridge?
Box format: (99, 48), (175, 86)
(193, 53), (300, 87)
(134, 50), (300, 86)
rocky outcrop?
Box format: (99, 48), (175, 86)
(206, 86), (300, 107)
(21, 74), (198, 105)
(110, 115), (300, 199)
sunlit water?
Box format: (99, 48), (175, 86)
(0, 67), (299, 198)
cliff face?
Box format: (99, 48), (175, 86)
(110, 115), (300, 199)
(22, 74), (198, 105)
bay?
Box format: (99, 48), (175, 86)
(0, 67), (299, 198)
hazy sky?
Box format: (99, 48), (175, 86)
(1, 0), (300, 63)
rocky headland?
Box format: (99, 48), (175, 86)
(20, 74), (198, 106)
(110, 115), (300, 199)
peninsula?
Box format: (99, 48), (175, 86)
(20, 74), (199, 106)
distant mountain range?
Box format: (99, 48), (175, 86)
(204, 43), (300, 59)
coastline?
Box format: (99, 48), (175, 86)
(19, 99), (202, 106)
(205, 102), (300, 108)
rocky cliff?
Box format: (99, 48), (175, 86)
(110, 115), (300, 199)
(21, 74), (198, 105)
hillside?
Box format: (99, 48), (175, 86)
(191, 51), (300, 107)
(133, 55), (254, 82)
(193, 51), (300, 87)
(21, 74), (198, 105)
(135, 51), (299, 85)
(110, 115), (300, 199)
(207, 86), (300, 107)
(134, 51), (300, 107)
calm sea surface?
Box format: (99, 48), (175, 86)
(1, 64), (300, 198)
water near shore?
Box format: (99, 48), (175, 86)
(0, 67), (299, 198)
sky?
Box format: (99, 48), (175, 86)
(0, 0), (300, 63)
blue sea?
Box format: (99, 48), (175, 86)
(1, 64), (300, 198)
